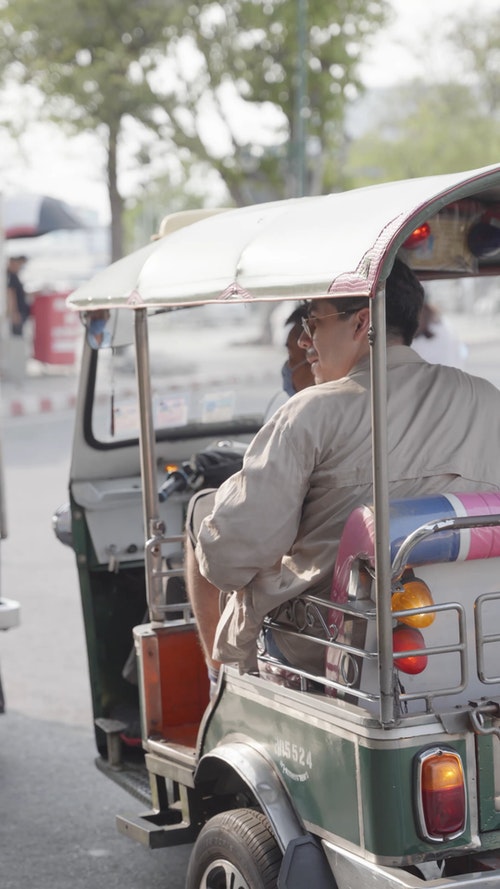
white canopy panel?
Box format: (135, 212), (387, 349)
(68, 164), (500, 312)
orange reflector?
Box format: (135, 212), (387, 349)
(392, 625), (428, 674)
(403, 222), (431, 249)
(391, 578), (436, 628)
(417, 749), (466, 840)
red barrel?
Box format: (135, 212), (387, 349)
(31, 291), (81, 365)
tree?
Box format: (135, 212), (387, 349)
(0, 0), (190, 259)
(0, 0), (390, 258)
(343, 79), (500, 188)
(160, 0), (390, 204)
(342, 4), (500, 189)
(448, 8), (500, 116)
(124, 160), (224, 249)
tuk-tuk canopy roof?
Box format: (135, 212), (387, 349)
(68, 164), (500, 312)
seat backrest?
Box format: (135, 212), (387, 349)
(388, 491), (500, 565)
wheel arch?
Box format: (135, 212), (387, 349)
(195, 740), (338, 889)
(195, 740), (305, 854)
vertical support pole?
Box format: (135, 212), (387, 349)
(134, 308), (164, 622)
(0, 435), (6, 541)
(0, 193), (7, 380)
(369, 286), (395, 726)
(0, 194), (7, 545)
(293, 0), (308, 197)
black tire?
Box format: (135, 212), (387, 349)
(185, 808), (282, 889)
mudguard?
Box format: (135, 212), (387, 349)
(196, 740), (337, 888)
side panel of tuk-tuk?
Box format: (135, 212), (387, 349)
(200, 672), (481, 863)
(70, 501), (148, 751)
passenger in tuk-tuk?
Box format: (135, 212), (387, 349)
(281, 305), (315, 396)
(412, 297), (468, 369)
(120, 306), (313, 693)
(264, 305), (315, 419)
(185, 259), (500, 685)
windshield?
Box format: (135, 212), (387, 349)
(91, 301), (297, 444)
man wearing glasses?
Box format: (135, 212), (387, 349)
(186, 259), (500, 684)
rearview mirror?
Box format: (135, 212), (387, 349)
(84, 310), (113, 349)
(82, 308), (134, 350)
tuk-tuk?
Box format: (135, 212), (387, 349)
(57, 164), (500, 887)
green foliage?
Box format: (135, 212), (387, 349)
(0, 0), (185, 256)
(344, 79), (500, 189)
(343, 5), (500, 189)
(448, 10), (500, 115)
(165, 0), (390, 200)
(0, 0), (179, 125)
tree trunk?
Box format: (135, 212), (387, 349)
(107, 124), (124, 261)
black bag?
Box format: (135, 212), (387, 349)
(158, 440), (247, 502)
(191, 442), (246, 488)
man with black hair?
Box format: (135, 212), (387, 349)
(281, 305), (315, 396)
(186, 259), (500, 679)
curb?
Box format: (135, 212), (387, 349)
(3, 390), (78, 419)
(1, 382), (143, 420)
(1, 371), (273, 421)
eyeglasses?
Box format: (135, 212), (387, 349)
(301, 310), (353, 340)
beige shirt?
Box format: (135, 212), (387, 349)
(196, 346), (500, 673)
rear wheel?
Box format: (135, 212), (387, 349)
(185, 808), (282, 889)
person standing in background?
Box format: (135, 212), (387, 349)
(412, 300), (467, 369)
(6, 255), (30, 337)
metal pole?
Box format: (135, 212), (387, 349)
(369, 286), (395, 726)
(0, 435), (6, 541)
(134, 308), (164, 621)
(0, 194), (8, 543)
(0, 194), (7, 379)
(293, 0), (308, 197)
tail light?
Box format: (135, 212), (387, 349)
(415, 747), (467, 841)
(391, 578), (436, 628)
(392, 625), (428, 674)
(402, 222), (431, 249)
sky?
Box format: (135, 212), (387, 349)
(361, 0), (498, 87)
(2, 0), (498, 225)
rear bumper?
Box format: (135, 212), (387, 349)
(325, 841), (500, 888)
